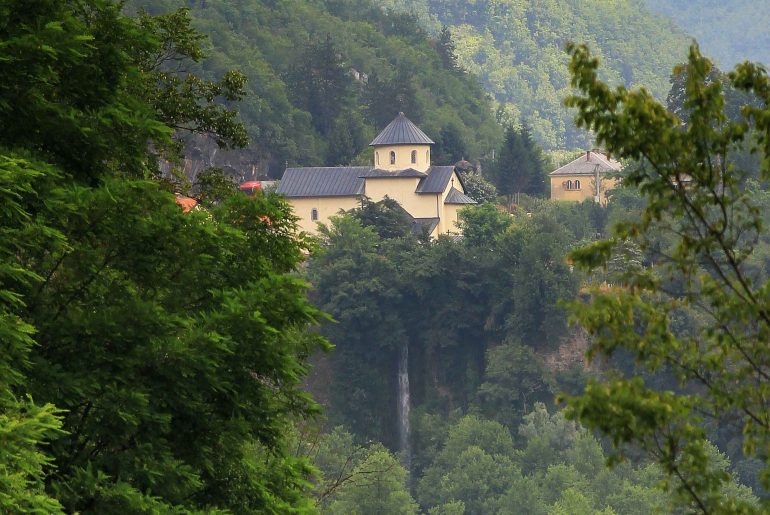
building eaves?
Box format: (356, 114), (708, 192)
(276, 167), (367, 197)
(359, 168), (427, 178)
(411, 217), (440, 235)
(370, 112), (435, 146)
(416, 166), (458, 193)
(444, 187), (477, 204)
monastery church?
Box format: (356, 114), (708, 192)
(277, 113), (476, 237)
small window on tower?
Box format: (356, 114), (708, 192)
(574, 180), (581, 189)
(411, 150), (417, 164)
(390, 151), (396, 165)
(375, 152), (379, 166)
(311, 208), (319, 221)
(426, 149), (429, 162)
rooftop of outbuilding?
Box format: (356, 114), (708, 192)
(549, 150), (622, 177)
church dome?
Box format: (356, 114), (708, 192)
(369, 112), (434, 146)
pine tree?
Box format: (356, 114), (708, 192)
(437, 25), (457, 71)
(290, 34), (353, 136)
(520, 124), (547, 196)
(365, 65), (421, 128)
(492, 125), (528, 208)
(0, 156), (64, 514)
(491, 125), (547, 207)
(434, 124), (468, 165)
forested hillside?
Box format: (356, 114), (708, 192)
(378, 0), (691, 150)
(7, 0), (770, 513)
(644, 0), (770, 68)
(128, 0), (502, 178)
(303, 194), (763, 512)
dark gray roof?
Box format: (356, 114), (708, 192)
(370, 112), (435, 146)
(416, 166), (458, 193)
(276, 167), (367, 197)
(359, 168), (427, 178)
(444, 187), (477, 205)
(549, 150), (622, 177)
(278, 164), (469, 199)
(411, 217), (440, 235)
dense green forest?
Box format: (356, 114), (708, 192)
(302, 188), (765, 512)
(5, 0), (770, 513)
(644, 0), (770, 68)
(305, 33), (770, 512)
(304, 406), (757, 513)
(377, 0), (691, 150)
(128, 0), (502, 178)
(0, 2), (330, 511)
(558, 41), (770, 513)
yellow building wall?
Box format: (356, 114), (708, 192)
(287, 170), (469, 237)
(438, 171), (467, 234)
(440, 204), (462, 234)
(549, 175), (618, 205)
(287, 196), (361, 234)
(373, 144), (431, 172)
(364, 177), (440, 219)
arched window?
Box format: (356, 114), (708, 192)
(565, 180), (573, 190)
(426, 149), (430, 162)
(411, 150), (417, 164)
(574, 180), (581, 189)
(311, 208), (319, 221)
(375, 152), (379, 166)
(390, 151), (396, 165)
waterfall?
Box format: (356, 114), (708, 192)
(398, 343), (411, 470)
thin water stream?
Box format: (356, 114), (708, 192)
(397, 343), (411, 472)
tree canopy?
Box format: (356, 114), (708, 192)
(127, 0), (503, 177)
(490, 124), (548, 206)
(0, 1), (329, 511)
(378, 0), (691, 150)
(563, 41), (770, 512)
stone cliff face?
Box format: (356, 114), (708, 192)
(165, 135), (276, 186)
(542, 327), (592, 373)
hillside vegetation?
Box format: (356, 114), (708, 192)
(644, 0), (770, 68)
(303, 194), (762, 511)
(379, 0), (691, 150)
(129, 0), (502, 177)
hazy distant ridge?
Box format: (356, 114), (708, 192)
(644, 0), (770, 68)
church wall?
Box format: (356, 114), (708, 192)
(287, 196), (361, 234)
(373, 144), (431, 172)
(364, 177), (439, 219)
(440, 203), (463, 234)
(435, 171), (466, 234)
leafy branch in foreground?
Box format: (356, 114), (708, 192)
(0, 1), (326, 511)
(562, 42), (770, 513)
(135, 8), (249, 153)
